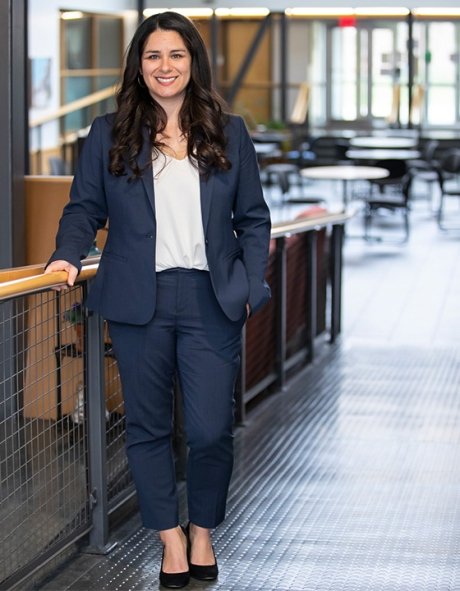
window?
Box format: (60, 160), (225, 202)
(60, 12), (123, 133)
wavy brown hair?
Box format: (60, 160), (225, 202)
(109, 11), (231, 178)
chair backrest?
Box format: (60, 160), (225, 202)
(374, 158), (408, 180)
(401, 172), (414, 204)
(309, 135), (347, 165)
(440, 148), (460, 174)
(423, 140), (439, 163)
(48, 156), (67, 175)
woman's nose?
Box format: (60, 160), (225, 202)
(158, 57), (172, 71)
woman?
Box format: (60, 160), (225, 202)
(45, 11), (271, 589)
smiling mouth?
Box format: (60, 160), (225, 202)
(156, 77), (177, 84)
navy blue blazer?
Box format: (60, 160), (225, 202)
(49, 113), (271, 324)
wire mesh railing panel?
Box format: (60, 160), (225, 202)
(103, 339), (133, 507)
(0, 288), (90, 586)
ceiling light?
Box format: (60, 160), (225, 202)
(413, 8), (460, 16)
(215, 8), (270, 17)
(143, 8), (168, 16)
(143, 8), (213, 18)
(61, 11), (84, 20)
(355, 8), (410, 16)
(285, 8), (354, 17)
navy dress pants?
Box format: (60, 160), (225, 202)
(108, 268), (245, 531)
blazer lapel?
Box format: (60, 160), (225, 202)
(200, 172), (214, 236)
(140, 130), (155, 215)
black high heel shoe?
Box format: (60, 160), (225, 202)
(185, 522), (219, 581)
(159, 527), (190, 589)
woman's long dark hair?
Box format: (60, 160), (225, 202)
(109, 11), (231, 178)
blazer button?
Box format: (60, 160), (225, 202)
(146, 233), (153, 239)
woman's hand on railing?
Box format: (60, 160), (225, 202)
(44, 260), (79, 291)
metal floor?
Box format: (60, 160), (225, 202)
(37, 188), (460, 591)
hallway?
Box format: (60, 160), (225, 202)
(38, 196), (460, 591)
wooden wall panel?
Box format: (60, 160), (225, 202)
(223, 21), (271, 124)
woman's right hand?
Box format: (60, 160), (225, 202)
(44, 260), (79, 291)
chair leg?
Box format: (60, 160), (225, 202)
(363, 207), (372, 240)
(437, 194), (445, 229)
(403, 211), (410, 242)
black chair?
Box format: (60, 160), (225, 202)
(409, 139), (439, 172)
(434, 148), (460, 230)
(262, 163), (326, 205)
(369, 159), (408, 195)
(408, 140), (439, 202)
(48, 156), (69, 175)
(363, 172), (413, 243)
(308, 135), (350, 166)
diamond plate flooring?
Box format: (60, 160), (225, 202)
(36, 192), (460, 591)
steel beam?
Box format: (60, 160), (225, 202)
(0, 0), (27, 269)
(226, 14), (272, 106)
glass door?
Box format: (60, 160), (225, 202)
(413, 20), (460, 127)
(326, 20), (409, 126)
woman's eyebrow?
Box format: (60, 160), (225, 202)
(144, 48), (186, 54)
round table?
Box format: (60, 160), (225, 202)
(251, 131), (289, 145)
(349, 136), (418, 149)
(346, 148), (421, 161)
(301, 165), (389, 206)
(253, 142), (280, 162)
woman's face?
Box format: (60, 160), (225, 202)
(140, 29), (191, 108)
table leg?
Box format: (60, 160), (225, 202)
(342, 178), (349, 207)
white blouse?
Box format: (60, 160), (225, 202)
(152, 154), (208, 272)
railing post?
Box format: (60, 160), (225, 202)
(305, 231), (317, 362)
(83, 284), (117, 554)
(275, 236), (287, 389)
(330, 223), (344, 343)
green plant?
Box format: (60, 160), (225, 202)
(63, 302), (84, 325)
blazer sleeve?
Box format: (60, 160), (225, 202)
(232, 117), (272, 314)
(46, 117), (108, 272)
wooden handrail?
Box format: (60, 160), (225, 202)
(0, 212), (352, 300)
(30, 85), (118, 128)
(0, 265), (98, 300)
(0, 256), (102, 299)
(270, 210), (351, 238)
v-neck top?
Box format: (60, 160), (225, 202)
(152, 154), (208, 272)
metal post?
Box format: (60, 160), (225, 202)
(210, 13), (219, 89)
(275, 236), (287, 389)
(0, 0), (27, 469)
(330, 224), (344, 343)
(137, 0), (145, 26)
(305, 232), (317, 362)
(0, 0), (27, 269)
(407, 11), (414, 128)
(279, 12), (288, 124)
(83, 288), (117, 554)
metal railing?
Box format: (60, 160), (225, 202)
(29, 85), (117, 175)
(0, 210), (350, 589)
